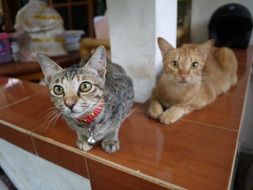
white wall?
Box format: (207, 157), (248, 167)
(155, 0), (177, 73)
(191, 0), (253, 44)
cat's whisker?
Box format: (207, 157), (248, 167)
(51, 112), (62, 129)
(42, 107), (58, 114)
(45, 112), (61, 131)
(45, 106), (57, 111)
(42, 110), (61, 131)
(36, 49), (134, 153)
(45, 108), (58, 114)
(43, 110), (58, 125)
(42, 115), (57, 131)
(43, 109), (59, 120)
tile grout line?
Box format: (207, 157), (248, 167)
(228, 64), (253, 190)
(126, 106), (138, 118)
(182, 119), (238, 133)
(30, 134), (185, 190)
(0, 93), (40, 111)
(0, 119), (33, 136)
(84, 157), (91, 179)
(0, 118), (185, 190)
(30, 135), (39, 156)
(141, 105), (239, 133)
(183, 65), (252, 135)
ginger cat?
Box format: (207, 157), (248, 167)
(147, 37), (238, 125)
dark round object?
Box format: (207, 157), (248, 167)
(208, 3), (253, 49)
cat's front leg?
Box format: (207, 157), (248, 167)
(147, 95), (163, 119)
(101, 128), (120, 153)
(76, 132), (93, 151)
(159, 106), (190, 125)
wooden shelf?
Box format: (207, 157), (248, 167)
(0, 47), (252, 190)
(0, 51), (80, 81)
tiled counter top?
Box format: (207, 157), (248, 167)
(0, 47), (252, 190)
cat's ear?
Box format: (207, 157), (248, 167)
(84, 46), (107, 79)
(35, 53), (63, 83)
(157, 37), (174, 55)
(196, 40), (214, 59)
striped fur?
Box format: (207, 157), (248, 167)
(36, 47), (134, 153)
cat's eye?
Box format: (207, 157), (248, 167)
(170, 60), (179, 68)
(53, 85), (64, 96)
(79, 81), (92, 93)
(190, 62), (199, 70)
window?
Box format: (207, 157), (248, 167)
(1, 0), (94, 37)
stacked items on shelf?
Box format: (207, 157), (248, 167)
(64, 30), (84, 52)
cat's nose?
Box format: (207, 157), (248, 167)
(179, 70), (189, 80)
(66, 103), (75, 110)
(65, 99), (76, 110)
(180, 74), (188, 80)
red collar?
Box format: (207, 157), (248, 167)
(76, 100), (104, 126)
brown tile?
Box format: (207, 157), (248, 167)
(227, 74), (249, 98)
(143, 92), (244, 131)
(32, 115), (77, 148)
(0, 48), (250, 190)
(0, 77), (47, 108)
(232, 47), (252, 97)
(31, 102), (140, 150)
(235, 47), (252, 77)
(183, 94), (244, 131)
(1, 90), (91, 177)
(0, 123), (35, 153)
(30, 107), (89, 176)
(0, 93), (54, 132)
(236, 55), (248, 77)
(89, 109), (237, 190)
(87, 158), (174, 190)
(32, 137), (88, 178)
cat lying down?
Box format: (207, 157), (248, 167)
(148, 37), (238, 125)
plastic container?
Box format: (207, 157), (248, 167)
(64, 30), (84, 51)
(94, 15), (109, 39)
(64, 30), (84, 44)
(10, 41), (20, 61)
(0, 33), (12, 63)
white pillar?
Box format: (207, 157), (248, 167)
(107, 0), (177, 103)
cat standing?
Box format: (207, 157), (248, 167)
(36, 46), (134, 153)
(147, 37), (238, 125)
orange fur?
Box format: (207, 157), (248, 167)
(147, 37), (238, 125)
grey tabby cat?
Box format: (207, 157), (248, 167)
(36, 46), (134, 153)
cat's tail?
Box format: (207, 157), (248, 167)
(217, 47), (238, 86)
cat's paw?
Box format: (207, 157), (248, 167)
(147, 103), (163, 119)
(159, 110), (181, 125)
(76, 140), (93, 151)
(101, 139), (120, 153)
